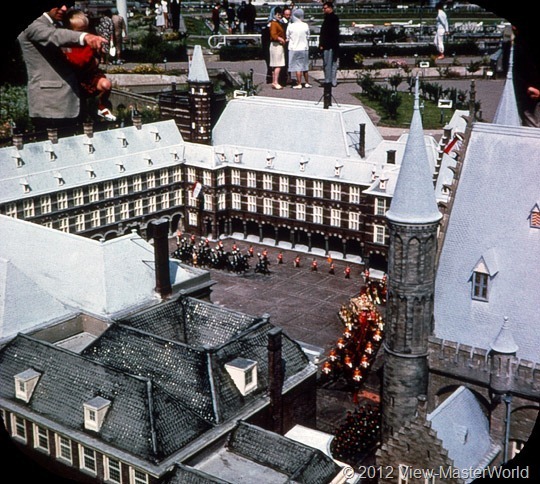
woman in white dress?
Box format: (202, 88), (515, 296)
(287, 9), (312, 89)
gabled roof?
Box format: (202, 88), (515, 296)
(428, 387), (500, 476)
(0, 215), (210, 338)
(0, 257), (75, 338)
(0, 120), (183, 204)
(82, 306), (310, 424)
(434, 123), (540, 361)
(212, 96), (383, 159)
(386, 78), (442, 224)
(0, 335), (211, 462)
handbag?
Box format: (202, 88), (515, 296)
(109, 40), (116, 58)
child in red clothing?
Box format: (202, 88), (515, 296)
(63, 10), (116, 121)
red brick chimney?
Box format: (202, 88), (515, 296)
(151, 218), (172, 299)
(267, 324), (284, 435)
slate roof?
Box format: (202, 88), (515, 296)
(188, 45), (210, 83)
(212, 96), (383, 160)
(163, 464), (230, 484)
(225, 422), (341, 483)
(0, 120), (183, 204)
(428, 387), (501, 479)
(386, 78), (442, 224)
(434, 122), (540, 362)
(0, 215), (210, 340)
(82, 313), (310, 424)
(119, 297), (258, 347)
(0, 335), (211, 462)
(492, 44), (521, 127)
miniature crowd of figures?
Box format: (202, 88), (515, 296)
(320, 271), (387, 401)
(330, 404), (381, 465)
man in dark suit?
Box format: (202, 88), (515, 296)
(17, 1), (107, 131)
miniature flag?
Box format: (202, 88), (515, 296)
(443, 133), (464, 157)
(192, 181), (202, 198)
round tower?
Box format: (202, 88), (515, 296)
(381, 78), (442, 440)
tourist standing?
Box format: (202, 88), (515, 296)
(269, 7), (286, 89)
(319, 1), (340, 88)
(434, 1), (449, 60)
(287, 8), (311, 89)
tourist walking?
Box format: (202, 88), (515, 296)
(434, 1), (449, 60)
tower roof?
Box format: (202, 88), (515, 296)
(490, 317), (519, 354)
(386, 78), (442, 224)
(492, 42), (521, 127)
(188, 45), (210, 83)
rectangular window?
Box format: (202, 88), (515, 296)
(247, 171), (256, 188)
(187, 191), (197, 207)
(203, 193), (213, 210)
(74, 188), (84, 206)
(120, 203), (130, 220)
(172, 189), (183, 206)
(296, 178), (306, 196)
(105, 206), (115, 224)
(105, 457), (122, 484)
(247, 195), (257, 213)
(188, 211), (198, 226)
(57, 192), (68, 210)
(312, 206), (323, 224)
(148, 195), (157, 212)
(172, 166), (182, 183)
(104, 181), (114, 198)
(34, 425), (49, 453)
(131, 469), (148, 484)
(232, 192), (241, 210)
(160, 169), (169, 186)
(13, 415), (27, 442)
(59, 218), (69, 232)
(348, 212), (360, 231)
(375, 197), (387, 216)
(91, 211), (100, 228)
(88, 185), (99, 203)
(76, 214), (86, 232)
(56, 435), (72, 463)
(80, 446), (97, 474)
(349, 186), (361, 204)
(313, 180), (323, 198)
(217, 171), (225, 186)
(187, 167), (196, 183)
(218, 193), (226, 210)
(6, 203), (18, 218)
(296, 203), (306, 221)
(146, 172), (156, 189)
(133, 175), (142, 192)
(279, 200), (289, 218)
(134, 199), (144, 216)
(23, 199), (35, 217)
(202, 170), (212, 187)
(279, 176), (289, 193)
(231, 169), (241, 185)
(263, 174), (273, 191)
(374, 224), (386, 244)
(263, 198), (273, 216)
(330, 208), (341, 227)
(472, 272), (489, 301)
(118, 179), (128, 196)
(330, 183), (341, 201)
(161, 192), (170, 209)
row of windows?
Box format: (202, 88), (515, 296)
(8, 412), (148, 484)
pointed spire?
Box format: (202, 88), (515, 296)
(188, 45), (210, 83)
(493, 40), (521, 126)
(386, 76), (441, 224)
(490, 317), (519, 354)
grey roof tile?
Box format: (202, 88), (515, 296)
(188, 45), (210, 83)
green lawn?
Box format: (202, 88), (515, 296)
(354, 91), (456, 129)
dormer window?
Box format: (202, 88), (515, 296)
(86, 165), (96, 178)
(472, 271), (489, 301)
(44, 143), (57, 160)
(54, 171), (65, 186)
(83, 138), (95, 154)
(334, 163), (343, 177)
(470, 252), (498, 302)
(225, 358), (258, 396)
(150, 128), (161, 142)
(19, 178), (30, 193)
(83, 397), (111, 432)
(266, 152), (275, 169)
(215, 150), (226, 163)
(116, 161), (125, 173)
(14, 369), (41, 403)
(117, 133), (128, 147)
(144, 156), (153, 166)
(371, 169), (377, 181)
(529, 204), (540, 229)
(379, 176), (388, 190)
(170, 149), (180, 161)
(299, 156), (309, 172)
(12, 150), (23, 167)
(234, 149), (243, 163)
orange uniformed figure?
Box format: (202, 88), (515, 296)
(345, 266), (351, 279)
(311, 259), (318, 271)
(277, 251), (283, 264)
(329, 263), (335, 274)
(294, 255), (301, 267)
